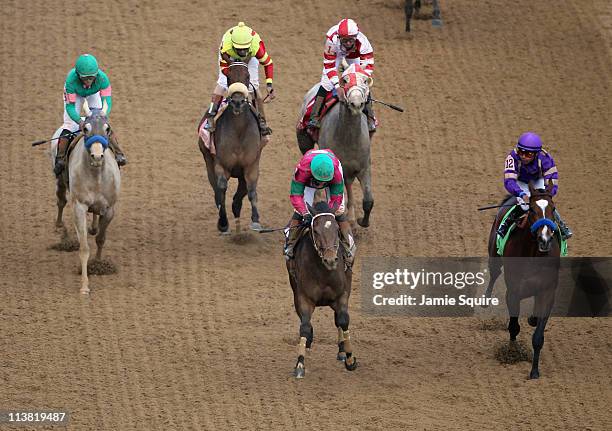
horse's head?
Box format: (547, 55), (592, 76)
(81, 99), (110, 167)
(527, 180), (557, 253)
(307, 202), (340, 270)
(340, 62), (372, 115)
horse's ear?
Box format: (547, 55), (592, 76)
(306, 203), (315, 215)
(82, 99), (92, 117)
(339, 58), (349, 75)
(546, 178), (554, 193)
(366, 76), (374, 88)
(102, 99), (108, 115)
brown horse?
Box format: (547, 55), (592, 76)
(287, 201), (357, 379)
(486, 180), (561, 379)
(198, 62), (263, 233)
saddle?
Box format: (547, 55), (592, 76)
(496, 205), (568, 256)
(296, 92), (339, 141)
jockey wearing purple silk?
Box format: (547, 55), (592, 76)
(285, 149), (356, 265)
(497, 132), (572, 239)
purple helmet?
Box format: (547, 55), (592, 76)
(517, 132), (543, 152)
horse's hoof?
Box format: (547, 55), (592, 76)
(529, 369), (540, 379)
(294, 366), (305, 379)
(528, 316), (538, 327)
(219, 229), (231, 236)
(432, 18), (443, 28)
(88, 228), (98, 236)
(344, 356), (358, 371)
(250, 222), (263, 231)
(337, 352), (347, 362)
(357, 217), (369, 228)
(218, 223), (230, 234)
(80, 288), (90, 295)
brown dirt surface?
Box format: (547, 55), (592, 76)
(1, 0), (611, 430)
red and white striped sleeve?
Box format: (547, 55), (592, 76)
(357, 33), (374, 75)
(323, 34), (339, 88)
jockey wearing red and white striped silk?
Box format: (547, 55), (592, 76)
(308, 18), (376, 132)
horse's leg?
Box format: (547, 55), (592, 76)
(244, 162), (262, 231)
(345, 179), (357, 228)
(89, 214), (99, 236)
(73, 202), (90, 294)
(405, 0), (413, 32)
(333, 296), (357, 371)
(506, 289), (521, 341)
(529, 316), (549, 379)
(294, 295), (315, 379)
(356, 166), (374, 228)
(214, 164), (230, 233)
(95, 207), (114, 261)
(432, 0), (441, 19)
(55, 177), (67, 229)
(232, 174), (248, 233)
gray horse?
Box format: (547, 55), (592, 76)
(51, 100), (121, 294)
(198, 62), (264, 233)
(297, 63), (374, 228)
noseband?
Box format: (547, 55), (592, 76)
(309, 212), (339, 259)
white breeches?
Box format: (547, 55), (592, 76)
(216, 56), (260, 90)
(517, 178), (545, 197)
(61, 90), (102, 132)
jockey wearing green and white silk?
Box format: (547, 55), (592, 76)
(54, 54), (127, 176)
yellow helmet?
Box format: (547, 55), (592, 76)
(231, 22), (254, 49)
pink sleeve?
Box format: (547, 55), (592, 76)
(290, 195), (307, 215)
(100, 85), (112, 97)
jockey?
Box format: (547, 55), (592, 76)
(203, 22), (274, 135)
(497, 132), (572, 239)
(54, 54), (127, 177)
(285, 149), (356, 265)
(308, 18), (376, 132)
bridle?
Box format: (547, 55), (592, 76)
(309, 212), (340, 260)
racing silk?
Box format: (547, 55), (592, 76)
(219, 27), (274, 84)
(290, 149), (344, 215)
(504, 149), (558, 196)
(63, 68), (112, 123)
(323, 25), (374, 88)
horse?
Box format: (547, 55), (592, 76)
(297, 63), (374, 228)
(287, 201), (357, 379)
(485, 180), (561, 379)
(198, 62), (264, 233)
(54, 100), (121, 294)
(405, 0), (441, 32)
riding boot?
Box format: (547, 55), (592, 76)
(108, 130), (127, 166)
(307, 95), (325, 129)
(497, 205), (525, 238)
(553, 208), (573, 239)
(53, 130), (74, 177)
(204, 94), (224, 132)
(254, 92), (272, 136)
(364, 96), (377, 133)
(284, 217), (302, 260)
(338, 219), (356, 267)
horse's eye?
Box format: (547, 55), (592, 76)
(103, 124), (109, 132)
(84, 123), (92, 132)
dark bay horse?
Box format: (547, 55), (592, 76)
(298, 63), (374, 228)
(287, 201), (357, 378)
(486, 180), (561, 379)
(198, 62), (263, 233)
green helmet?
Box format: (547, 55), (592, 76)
(310, 154), (334, 182)
(75, 54), (99, 77)
(231, 22), (254, 49)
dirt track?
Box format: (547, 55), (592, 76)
(1, 0), (611, 429)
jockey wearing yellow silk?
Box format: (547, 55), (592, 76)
(204, 22), (275, 135)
